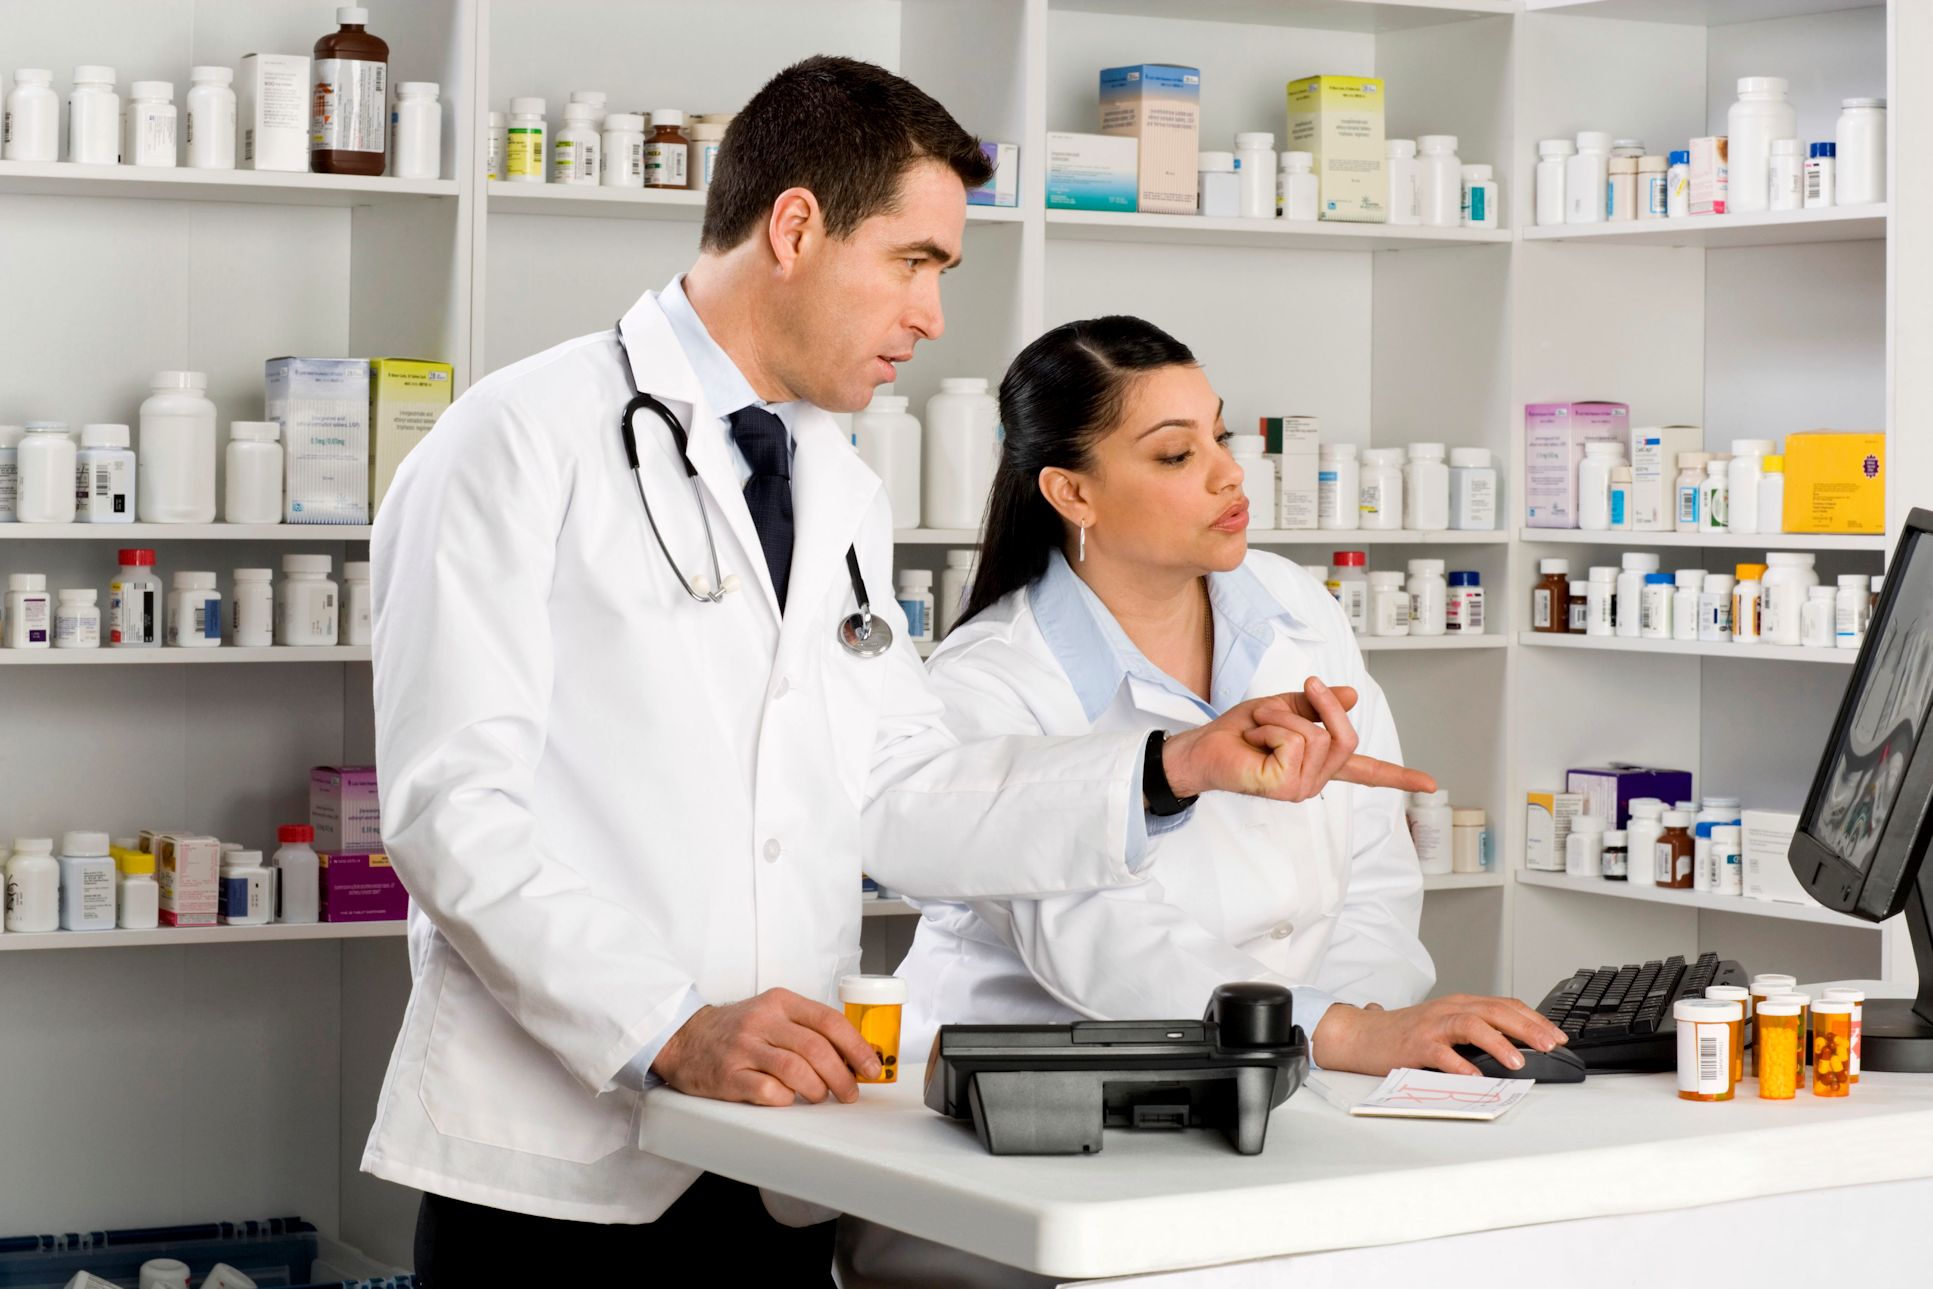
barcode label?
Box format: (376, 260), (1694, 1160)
(1677, 1020), (1731, 1096)
(1700, 1034), (1721, 1085)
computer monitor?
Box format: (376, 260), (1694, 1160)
(1792, 506), (1933, 1072)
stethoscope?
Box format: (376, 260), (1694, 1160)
(614, 319), (892, 659)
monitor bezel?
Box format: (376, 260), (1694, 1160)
(1791, 507), (1933, 922)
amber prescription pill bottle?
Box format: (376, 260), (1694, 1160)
(1811, 1000), (1854, 1098)
(841, 973), (908, 1084)
(1757, 1001), (1803, 1100)
(1822, 987), (1864, 1083)
(1749, 974), (1796, 1076)
(1705, 985), (1751, 1086)
(1675, 998), (1741, 1102)
(1769, 991), (1812, 1082)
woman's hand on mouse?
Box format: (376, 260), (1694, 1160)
(1313, 995), (1569, 1077)
(1159, 676), (1438, 803)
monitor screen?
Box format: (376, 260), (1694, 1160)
(1805, 528), (1933, 873)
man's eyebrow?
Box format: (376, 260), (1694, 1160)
(892, 239), (963, 269)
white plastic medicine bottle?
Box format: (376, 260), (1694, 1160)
(186, 66), (237, 170)
(277, 554), (339, 646)
(896, 569), (935, 644)
(125, 81), (177, 168)
(343, 560), (373, 645)
(1567, 132), (1611, 224)
(923, 378), (1000, 531)
(1317, 444), (1360, 531)
(853, 393), (921, 530)
(5, 839), (60, 933)
(1403, 442), (1449, 532)
(1385, 139), (1420, 225)
(16, 422), (77, 524)
(1535, 138), (1573, 227)
(231, 567), (274, 646)
(4, 69), (62, 162)
(67, 65), (120, 165)
(224, 421), (284, 524)
(76, 423), (136, 523)
(274, 825), (320, 924)
(1414, 135), (1462, 228)
(1727, 77), (1796, 215)
(139, 371), (218, 524)
(392, 81), (442, 180)
(167, 571), (223, 648)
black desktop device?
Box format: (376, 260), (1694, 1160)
(1790, 506), (1933, 1071)
(924, 982), (1308, 1155)
(1530, 950), (1748, 1072)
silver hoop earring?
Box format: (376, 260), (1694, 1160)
(1078, 524), (1087, 563)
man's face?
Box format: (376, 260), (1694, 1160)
(768, 160), (966, 413)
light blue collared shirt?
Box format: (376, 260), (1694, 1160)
(656, 274), (798, 481)
(1025, 550), (1347, 1057)
(616, 277), (806, 1094)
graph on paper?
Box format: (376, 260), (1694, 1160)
(1347, 1068), (1537, 1121)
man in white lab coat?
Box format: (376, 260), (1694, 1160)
(364, 56), (1432, 1283)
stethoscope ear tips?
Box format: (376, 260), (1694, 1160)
(689, 574), (714, 597)
(721, 574), (742, 595)
(687, 573), (741, 601)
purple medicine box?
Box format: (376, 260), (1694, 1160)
(1525, 401), (1630, 528)
(311, 765), (381, 852)
(319, 851), (408, 922)
(1567, 764), (1695, 830)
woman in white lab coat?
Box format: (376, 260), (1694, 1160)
(898, 316), (1566, 1078)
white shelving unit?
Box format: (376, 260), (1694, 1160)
(1, 0), (1925, 1275)
(0, 920), (406, 952)
(0, 524), (374, 542)
(1515, 632), (1858, 664)
(1514, 869), (1886, 929)
(1516, 526), (1888, 550)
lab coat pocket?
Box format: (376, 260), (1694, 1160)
(419, 954), (635, 1165)
(819, 649), (887, 810)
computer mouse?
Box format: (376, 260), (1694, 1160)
(1454, 1043), (1587, 1083)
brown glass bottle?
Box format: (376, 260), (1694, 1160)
(644, 109), (691, 189)
(1532, 558), (1570, 632)
(312, 6), (389, 176)
(1657, 812), (1696, 889)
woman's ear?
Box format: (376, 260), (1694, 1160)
(1038, 466), (1093, 530)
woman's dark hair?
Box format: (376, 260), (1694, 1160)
(958, 316), (1197, 626)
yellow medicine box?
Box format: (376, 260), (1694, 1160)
(1781, 432), (1884, 534)
(370, 357), (455, 515)
(1286, 75), (1386, 223)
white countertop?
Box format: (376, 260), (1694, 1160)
(637, 1061), (1933, 1279)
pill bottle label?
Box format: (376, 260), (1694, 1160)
(644, 141), (688, 187)
(1677, 485), (1700, 527)
(1447, 589), (1484, 633)
(506, 127), (544, 178)
(1532, 588), (1553, 629)
(312, 58), (387, 154)
(1330, 580), (1367, 633)
(55, 611), (99, 648)
(109, 583), (158, 646)
(898, 595), (929, 641)
(1676, 1019), (1730, 1097)
(1359, 479), (1390, 521)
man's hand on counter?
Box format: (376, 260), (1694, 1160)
(652, 988), (882, 1105)
(1314, 995), (1568, 1077)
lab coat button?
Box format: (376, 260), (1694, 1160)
(1270, 923), (1293, 940)
(763, 838), (782, 862)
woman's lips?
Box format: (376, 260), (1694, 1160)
(1212, 501), (1250, 532)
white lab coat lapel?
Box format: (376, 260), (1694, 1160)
(615, 293), (783, 622)
(785, 410), (878, 643)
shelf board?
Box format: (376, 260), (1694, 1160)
(1521, 205), (1886, 249)
(0, 161), (455, 207)
(1423, 871), (1506, 891)
(0, 920), (405, 952)
(1525, 0), (1886, 26)
(0, 524), (373, 542)
(0, 646), (371, 665)
(893, 529), (983, 545)
(1516, 527), (1889, 552)
(1358, 633), (1505, 651)
(1046, 209), (1512, 252)
(1515, 869), (1882, 929)
(487, 181), (1022, 225)
(1051, 0), (1517, 31)
(862, 899), (919, 918)
(1516, 631), (1856, 665)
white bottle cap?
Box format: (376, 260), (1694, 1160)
(650, 109), (686, 127)
(1407, 558), (1445, 576)
(839, 974), (908, 1005)
(230, 420), (281, 442)
(563, 102), (598, 124)
(1453, 808), (1486, 826)
(173, 571), (216, 590)
(1320, 443), (1358, 459)
(73, 66), (116, 85)
(945, 549), (975, 568)
(1622, 553), (1660, 572)
(191, 66), (234, 85)
(80, 423), (131, 448)
(1751, 973), (1798, 989)
(1361, 447), (1406, 465)
(152, 370), (208, 391)
(897, 569), (933, 590)
(1612, 138), (1646, 151)
(61, 831), (111, 857)
(283, 554), (333, 575)
(866, 394), (908, 414)
(1417, 134), (1458, 153)
(1283, 150), (1314, 170)
(397, 81), (440, 99)
(1675, 997), (1741, 1023)
(24, 421), (69, 434)
(234, 568), (273, 582)
(1462, 164), (1493, 180)
(1410, 789), (1449, 808)
(1730, 438), (1775, 456)
(1368, 571), (1406, 587)
(224, 849), (266, 868)
(1639, 154), (1668, 171)
(9, 573), (47, 591)
(1677, 451), (1711, 469)
(1661, 810), (1694, 827)
(1823, 988), (1866, 1003)
(939, 377), (988, 393)
(1584, 440), (1625, 457)
(1539, 558), (1569, 575)
(1838, 573), (1871, 591)
(15, 69), (54, 85)
(1738, 76), (1788, 95)
(58, 588), (98, 604)
(1449, 447), (1492, 467)
(1843, 97), (1885, 109)
(510, 97), (546, 117)
(11, 838), (54, 855)
(488, 111), (506, 127)
(604, 113), (646, 132)
(1589, 565), (1619, 581)
(344, 561), (372, 579)
(1675, 568), (1705, 588)
(131, 81), (174, 101)
(1766, 551), (1814, 567)
(338, 7), (372, 24)
(1234, 132), (1274, 150)
(1387, 139), (1418, 158)
(1538, 137), (1577, 156)
(1571, 815), (1605, 835)
(1407, 441), (1446, 460)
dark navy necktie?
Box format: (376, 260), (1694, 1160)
(729, 405), (793, 611)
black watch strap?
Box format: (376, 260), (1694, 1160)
(1144, 730), (1200, 818)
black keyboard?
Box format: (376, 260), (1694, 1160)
(1535, 952), (1748, 1072)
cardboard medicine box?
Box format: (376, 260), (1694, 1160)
(267, 356), (371, 524)
(311, 764), (381, 852)
(1261, 416), (1320, 530)
(1781, 432), (1884, 534)
(968, 142), (1020, 207)
(1524, 401), (1630, 528)
(370, 358), (454, 514)
(156, 833), (221, 927)
(1526, 791), (1584, 872)
(1286, 75), (1386, 223)
(1047, 132), (1138, 212)
(1099, 64), (1200, 215)
(320, 851), (409, 922)
(1567, 765), (1694, 831)
(238, 54), (311, 172)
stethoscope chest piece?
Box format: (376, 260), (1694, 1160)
(839, 612), (894, 658)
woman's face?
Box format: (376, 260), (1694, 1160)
(1051, 363), (1249, 575)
